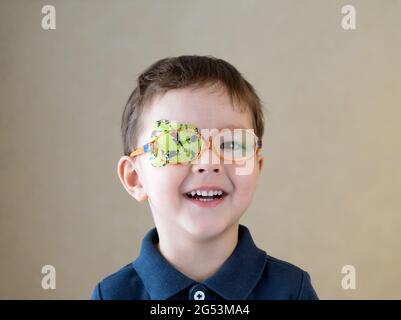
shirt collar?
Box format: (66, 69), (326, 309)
(133, 224), (267, 300)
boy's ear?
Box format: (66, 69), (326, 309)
(117, 156), (148, 202)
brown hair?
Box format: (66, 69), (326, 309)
(121, 55), (265, 155)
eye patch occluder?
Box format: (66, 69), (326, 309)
(149, 119), (202, 168)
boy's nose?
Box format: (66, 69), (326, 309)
(191, 136), (224, 174)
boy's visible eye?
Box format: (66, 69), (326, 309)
(220, 141), (244, 150)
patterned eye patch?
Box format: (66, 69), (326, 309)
(149, 119), (202, 167)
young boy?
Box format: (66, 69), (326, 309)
(90, 55), (318, 300)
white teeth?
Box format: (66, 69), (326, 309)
(186, 189), (225, 198)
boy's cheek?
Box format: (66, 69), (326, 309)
(227, 163), (259, 181)
(147, 181), (183, 204)
(233, 175), (258, 195)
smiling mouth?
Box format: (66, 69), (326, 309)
(184, 192), (227, 201)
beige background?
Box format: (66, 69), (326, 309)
(1, 0), (400, 299)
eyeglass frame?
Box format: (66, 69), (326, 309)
(128, 126), (263, 165)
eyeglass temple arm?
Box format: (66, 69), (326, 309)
(256, 139), (262, 155)
(129, 142), (152, 158)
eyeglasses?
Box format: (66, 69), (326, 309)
(129, 119), (262, 168)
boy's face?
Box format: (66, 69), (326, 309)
(118, 85), (264, 241)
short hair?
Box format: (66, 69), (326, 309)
(121, 55), (266, 156)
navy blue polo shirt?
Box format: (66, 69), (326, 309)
(90, 224), (318, 300)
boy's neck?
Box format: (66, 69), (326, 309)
(154, 223), (239, 283)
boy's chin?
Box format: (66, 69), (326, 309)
(181, 219), (236, 242)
